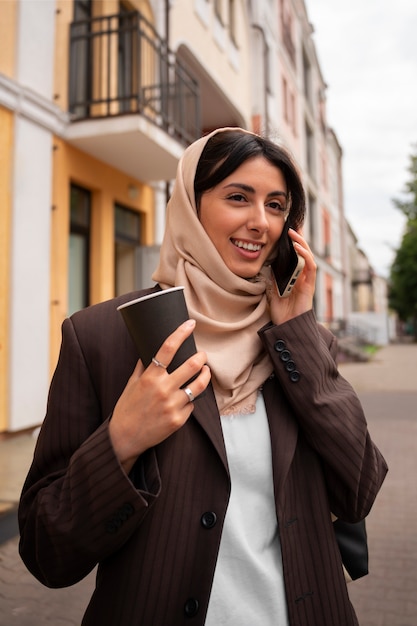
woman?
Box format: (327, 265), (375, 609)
(18, 127), (387, 625)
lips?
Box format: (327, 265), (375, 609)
(231, 239), (263, 252)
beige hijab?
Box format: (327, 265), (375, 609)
(152, 127), (273, 415)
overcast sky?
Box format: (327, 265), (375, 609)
(304, 0), (417, 277)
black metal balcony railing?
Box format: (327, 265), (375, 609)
(69, 11), (200, 145)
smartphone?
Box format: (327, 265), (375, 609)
(271, 239), (305, 298)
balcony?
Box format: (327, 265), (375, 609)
(66, 10), (201, 181)
(352, 269), (374, 285)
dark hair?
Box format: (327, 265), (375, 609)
(194, 129), (306, 267)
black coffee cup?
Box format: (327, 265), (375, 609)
(117, 287), (197, 375)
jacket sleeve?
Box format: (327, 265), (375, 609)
(258, 309), (388, 522)
(18, 316), (161, 588)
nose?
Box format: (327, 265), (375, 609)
(247, 203), (269, 233)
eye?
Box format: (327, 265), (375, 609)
(267, 200), (287, 213)
(226, 193), (247, 203)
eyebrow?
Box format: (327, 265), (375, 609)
(223, 182), (288, 200)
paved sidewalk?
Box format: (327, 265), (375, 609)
(338, 340), (416, 393)
(347, 389), (417, 626)
(0, 341), (416, 625)
(339, 342), (417, 626)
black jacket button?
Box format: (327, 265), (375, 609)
(184, 598), (199, 617)
(290, 370), (300, 382)
(104, 520), (118, 534)
(280, 349), (291, 362)
(120, 503), (134, 520)
(201, 511), (217, 529)
(274, 339), (286, 352)
(285, 360), (296, 372)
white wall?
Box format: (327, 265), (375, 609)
(8, 0), (56, 430)
(9, 117), (53, 430)
(15, 0), (56, 97)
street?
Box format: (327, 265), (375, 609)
(0, 342), (416, 625)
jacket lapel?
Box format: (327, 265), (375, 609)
(263, 376), (298, 505)
(192, 383), (229, 476)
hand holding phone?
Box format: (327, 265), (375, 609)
(271, 238), (305, 298)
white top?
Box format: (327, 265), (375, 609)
(205, 394), (289, 625)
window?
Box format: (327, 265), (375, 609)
(73, 0), (91, 19)
(282, 77), (296, 133)
(323, 209), (331, 259)
(308, 193), (316, 244)
(282, 76), (288, 122)
(321, 150), (328, 190)
(69, 184), (91, 315)
(302, 50), (312, 105)
(289, 91), (296, 134)
(264, 39), (271, 94)
(115, 204), (142, 296)
(280, 3), (296, 67)
(305, 121), (315, 178)
(325, 277), (333, 322)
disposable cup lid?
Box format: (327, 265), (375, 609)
(117, 286), (185, 311)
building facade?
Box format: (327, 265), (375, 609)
(0, 0), (384, 432)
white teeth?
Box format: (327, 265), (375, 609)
(233, 240), (262, 251)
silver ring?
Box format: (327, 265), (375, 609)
(152, 357), (167, 369)
(183, 387), (195, 403)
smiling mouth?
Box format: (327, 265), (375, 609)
(231, 239), (263, 252)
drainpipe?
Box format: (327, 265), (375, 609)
(165, 0), (170, 46)
(251, 23), (269, 135)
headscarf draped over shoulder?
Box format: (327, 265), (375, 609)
(152, 127), (273, 415)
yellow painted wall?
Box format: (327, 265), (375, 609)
(0, 0), (17, 78)
(50, 138), (154, 372)
(94, 0), (153, 20)
(53, 0), (73, 111)
(0, 107), (13, 431)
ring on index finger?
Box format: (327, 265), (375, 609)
(152, 357), (167, 369)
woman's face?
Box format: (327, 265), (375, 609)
(199, 156), (288, 278)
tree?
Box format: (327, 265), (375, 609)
(389, 146), (417, 339)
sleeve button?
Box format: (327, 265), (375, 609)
(274, 339), (286, 352)
(280, 349), (291, 362)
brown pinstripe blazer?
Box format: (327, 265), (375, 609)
(18, 288), (387, 625)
